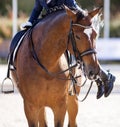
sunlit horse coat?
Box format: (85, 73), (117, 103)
(11, 7), (102, 127)
(29, 0), (82, 23)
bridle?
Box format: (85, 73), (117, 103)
(65, 21), (98, 101)
(1, 9), (99, 101)
(29, 20), (98, 101)
(69, 21), (97, 60)
(29, 20), (97, 78)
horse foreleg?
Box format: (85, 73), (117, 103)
(24, 100), (39, 127)
(39, 107), (48, 127)
(52, 103), (66, 127)
(67, 95), (78, 127)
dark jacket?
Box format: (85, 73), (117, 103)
(29, 0), (81, 23)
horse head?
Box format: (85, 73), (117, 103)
(65, 6), (102, 80)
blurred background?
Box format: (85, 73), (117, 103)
(0, 0), (120, 61)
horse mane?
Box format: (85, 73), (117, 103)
(32, 6), (65, 27)
(76, 11), (85, 20)
(91, 11), (103, 38)
(47, 5), (65, 14)
(75, 8), (103, 39)
(34, 5), (66, 24)
(37, 5), (103, 39)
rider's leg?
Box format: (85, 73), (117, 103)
(97, 65), (116, 98)
(99, 67), (116, 97)
(96, 78), (104, 99)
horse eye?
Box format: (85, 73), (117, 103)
(76, 35), (80, 40)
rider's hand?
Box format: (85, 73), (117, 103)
(20, 21), (32, 30)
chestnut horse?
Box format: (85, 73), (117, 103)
(11, 7), (101, 127)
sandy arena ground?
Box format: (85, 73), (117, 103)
(0, 64), (120, 127)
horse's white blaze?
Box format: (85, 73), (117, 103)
(83, 13), (103, 41)
(84, 28), (92, 41)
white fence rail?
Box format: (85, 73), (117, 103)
(11, 0), (111, 38)
(0, 39), (120, 60)
(1, 0), (120, 60)
(12, 0), (18, 37)
(97, 38), (120, 60)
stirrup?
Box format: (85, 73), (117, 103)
(1, 55), (14, 94)
(1, 77), (14, 94)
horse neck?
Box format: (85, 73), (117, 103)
(32, 11), (71, 71)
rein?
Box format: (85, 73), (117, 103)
(29, 21), (96, 80)
(29, 20), (97, 101)
(66, 21), (97, 101)
(29, 28), (79, 80)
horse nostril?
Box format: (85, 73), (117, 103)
(89, 71), (94, 78)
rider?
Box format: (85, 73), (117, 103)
(21, 0), (83, 29)
(20, 0), (115, 99)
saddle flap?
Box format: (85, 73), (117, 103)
(9, 30), (27, 68)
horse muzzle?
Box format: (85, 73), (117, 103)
(84, 64), (100, 80)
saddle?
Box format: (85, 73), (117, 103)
(9, 29), (27, 69)
(2, 6), (66, 93)
(1, 29), (28, 93)
(9, 6), (65, 69)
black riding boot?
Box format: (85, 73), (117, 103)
(99, 70), (116, 97)
(96, 78), (104, 99)
(103, 72), (116, 97)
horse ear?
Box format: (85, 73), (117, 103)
(64, 5), (76, 21)
(88, 7), (102, 19)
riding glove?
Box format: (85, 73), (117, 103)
(20, 21), (32, 30)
